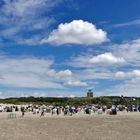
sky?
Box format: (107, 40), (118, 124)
(0, 0), (140, 98)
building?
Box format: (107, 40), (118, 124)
(87, 89), (93, 98)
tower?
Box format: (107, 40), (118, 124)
(87, 89), (93, 98)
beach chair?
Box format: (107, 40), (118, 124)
(8, 113), (16, 119)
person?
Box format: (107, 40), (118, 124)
(69, 107), (73, 116)
(21, 107), (25, 117)
(56, 108), (59, 115)
(41, 109), (45, 116)
(138, 106), (140, 112)
(52, 107), (56, 116)
(126, 107), (129, 112)
(85, 108), (90, 114)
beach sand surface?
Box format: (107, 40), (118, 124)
(0, 112), (140, 140)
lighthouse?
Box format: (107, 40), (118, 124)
(87, 89), (93, 98)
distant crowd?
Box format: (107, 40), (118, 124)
(0, 104), (140, 117)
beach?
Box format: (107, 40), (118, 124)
(0, 112), (140, 140)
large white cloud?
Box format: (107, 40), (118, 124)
(89, 52), (126, 64)
(41, 20), (108, 45)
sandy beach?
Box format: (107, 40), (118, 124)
(0, 112), (140, 140)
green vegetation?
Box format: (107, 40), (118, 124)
(0, 96), (140, 106)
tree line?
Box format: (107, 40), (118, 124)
(0, 96), (140, 106)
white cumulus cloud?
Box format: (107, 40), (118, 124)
(41, 20), (108, 45)
(132, 70), (140, 76)
(57, 69), (72, 77)
(115, 71), (126, 78)
(89, 52), (126, 64)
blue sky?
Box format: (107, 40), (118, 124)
(0, 0), (140, 98)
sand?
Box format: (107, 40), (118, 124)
(0, 112), (140, 140)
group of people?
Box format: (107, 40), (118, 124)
(0, 104), (140, 117)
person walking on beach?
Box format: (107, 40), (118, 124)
(21, 107), (25, 117)
(41, 109), (45, 116)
